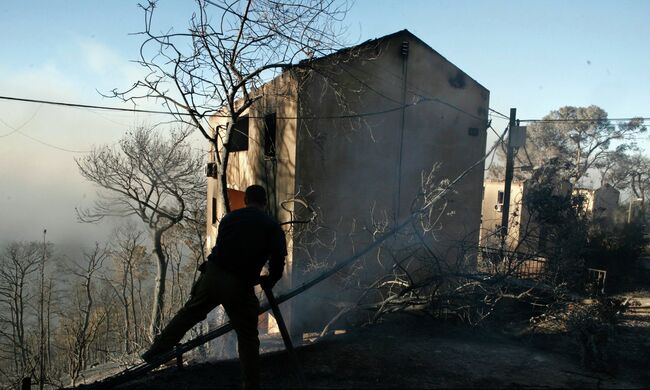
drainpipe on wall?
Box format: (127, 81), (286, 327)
(395, 40), (409, 222)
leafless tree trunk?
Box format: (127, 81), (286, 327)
(37, 230), (48, 390)
(76, 126), (205, 338)
(63, 243), (109, 387)
(104, 224), (150, 354)
(0, 242), (42, 385)
(45, 278), (53, 373)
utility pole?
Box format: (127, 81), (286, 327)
(39, 229), (46, 390)
(500, 109), (517, 252)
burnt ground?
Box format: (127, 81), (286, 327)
(116, 302), (650, 390)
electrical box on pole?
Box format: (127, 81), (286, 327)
(510, 125), (527, 148)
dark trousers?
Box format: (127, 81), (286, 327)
(148, 262), (260, 388)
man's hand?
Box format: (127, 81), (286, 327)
(259, 274), (279, 290)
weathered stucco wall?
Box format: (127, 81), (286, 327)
(292, 30), (489, 332)
(205, 30), (491, 335)
(593, 184), (620, 222)
(574, 188), (596, 216)
(206, 72), (299, 290)
(480, 180), (526, 250)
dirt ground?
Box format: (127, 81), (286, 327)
(116, 299), (650, 390)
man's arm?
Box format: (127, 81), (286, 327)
(262, 224), (287, 288)
(207, 214), (226, 262)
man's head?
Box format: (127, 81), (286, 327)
(244, 185), (267, 209)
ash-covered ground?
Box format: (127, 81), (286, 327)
(114, 301), (650, 389)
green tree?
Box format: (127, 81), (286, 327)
(489, 106), (646, 185)
(527, 106), (645, 184)
(604, 153), (650, 210)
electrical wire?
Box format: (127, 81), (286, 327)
(0, 94), (441, 121)
(14, 11), (631, 154)
(488, 108), (510, 120)
(0, 93), (479, 154)
(0, 22), (497, 125)
(485, 148), (497, 172)
(0, 105), (88, 152)
(0, 92), (493, 128)
(489, 124), (506, 141)
(484, 124), (508, 172)
(0, 95), (181, 116)
(520, 117), (650, 123)
(327, 48), (488, 122)
(14, 131), (91, 153)
(334, 58), (485, 121)
(521, 144), (535, 168)
(203, 0), (489, 123)
(0, 105), (43, 137)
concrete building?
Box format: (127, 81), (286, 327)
(480, 180), (620, 256)
(206, 30), (489, 334)
(573, 183), (620, 223)
(480, 180), (529, 251)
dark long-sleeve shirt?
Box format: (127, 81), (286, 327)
(209, 206), (287, 286)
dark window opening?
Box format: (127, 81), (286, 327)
(228, 116), (249, 152)
(264, 113), (277, 157)
(495, 190), (505, 212)
(211, 197), (217, 224)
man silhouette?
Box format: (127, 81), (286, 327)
(142, 185), (287, 389)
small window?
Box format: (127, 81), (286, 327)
(212, 197), (217, 224)
(264, 113), (277, 157)
(227, 116), (249, 152)
(497, 190), (504, 205)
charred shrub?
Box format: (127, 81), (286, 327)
(585, 221), (647, 294)
(523, 165), (589, 291)
(566, 297), (628, 372)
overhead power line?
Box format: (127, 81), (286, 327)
(0, 95), (183, 116)
(520, 117), (650, 123)
(0, 94), (484, 121)
(0, 105), (42, 137)
(3, 94), (647, 135)
(488, 108), (510, 120)
(15, 131), (91, 153)
(0, 92), (483, 154)
(0, 94), (406, 119)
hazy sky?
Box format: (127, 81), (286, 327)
(0, 1), (648, 252)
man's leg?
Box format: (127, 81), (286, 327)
(223, 286), (260, 389)
(143, 271), (219, 361)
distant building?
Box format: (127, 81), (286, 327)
(480, 180), (620, 255)
(206, 30), (489, 334)
(573, 183), (620, 223)
(480, 180), (528, 251)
